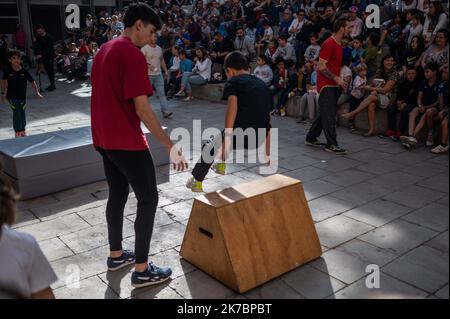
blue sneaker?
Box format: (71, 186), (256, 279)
(131, 262), (172, 288)
(107, 250), (135, 271)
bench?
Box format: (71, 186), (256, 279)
(0, 126), (169, 200)
(191, 83), (225, 103)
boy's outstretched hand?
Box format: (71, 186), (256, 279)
(169, 146), (189, 172)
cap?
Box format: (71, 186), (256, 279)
(349, 6), (358, 13)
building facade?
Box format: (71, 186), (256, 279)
(0, 0), (135, 51)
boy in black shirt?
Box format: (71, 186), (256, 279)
(1, 50), (43, 138)
(186, 51), (272, 192)
(400, 63), (440, 149)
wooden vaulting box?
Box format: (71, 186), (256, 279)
(180, 174), (322, 293)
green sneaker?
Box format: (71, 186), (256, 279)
(186, 177), (203, 193)
(212, 162), (226, 175)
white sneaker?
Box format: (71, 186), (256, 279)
(426, 133), (434, 147)
(431, 144), (449, 154)
(183, 96), (194, 102)
(400, 135), (418, 147)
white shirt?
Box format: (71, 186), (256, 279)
(193, 58), (212, 81)
(0, 226), (58, 298)
(351, 75), (367, 99)
(350, 17), (364, 38)
(141, 44), (163, 76)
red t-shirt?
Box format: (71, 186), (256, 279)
(317, 36), (343, 93)
(90, 36), (153, 150)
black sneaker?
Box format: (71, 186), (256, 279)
(107, 250), (135, 271)
(46, 85), (56, 92)
(305, 139), (326, 148)
(131, 262), (172, 288)
(162, 111), (173, 118)
(325, 145), (347, 155)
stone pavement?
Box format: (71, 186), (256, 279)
(0, 76), (448, 299)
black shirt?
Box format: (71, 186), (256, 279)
(222, 74), (272, 132)
(420, 79), (440, 107)
(36, 33), (54, 60)
(2, 66), (34, 100)
(397, 79), (419, 106)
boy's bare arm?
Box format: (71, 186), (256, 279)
(224, 95), (238, 133)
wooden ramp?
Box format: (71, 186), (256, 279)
(180, 174), (322, 293)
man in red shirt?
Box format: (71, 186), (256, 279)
(90, 2), (188, 289)
(305, 18), (352, 155)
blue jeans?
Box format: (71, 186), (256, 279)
(181, 72), (208, 93)
(149, 74), (169, 113)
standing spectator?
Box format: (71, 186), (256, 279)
(141, 35), (173, 118)
(234, 27), (256, 62)
(1, 50), (44, 138)
(14, 24), (26, 51)
(305, 18), (352, 155)
(35, 25), (56, 92)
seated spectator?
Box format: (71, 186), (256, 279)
(384, 67), (420, 139)
(288, 9), (307, 43)
(253, 55), (273, 86)
(400, 62), (441, 149)
(362, 32), (380, 78)
(350, 35), (365, 70)
(264, 39), (277, 68)
(210, 32), (235, 73)
(0, 170), (57, 299)
(234, 26), (256, 62)
(304, 33), (321, 63)
(403, 10), (423, 47)
(348, 63), (368, 131)
(402, 35), (424, 75)
(342, 55), (400, 137)
(338, 55), (353, 106)
(273, 35), (296, 67)
(279, 9), (294, 36)
(176, 47), (212, 101)
(422, 0), (449, 47)
(418, 29), (449, 71)
(348, 5), (363, 39)
(378, 12), (406, 61)
(432, 65), (449, 154)
(256, 19), (274, 57)
(270, 57), (291, 117)
(296, 62), (318, 124)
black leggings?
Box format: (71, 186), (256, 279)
(97, 148), (158, 264)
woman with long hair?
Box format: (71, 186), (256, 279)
(422, 0), (449, 46)
(342, 55), (401, 137)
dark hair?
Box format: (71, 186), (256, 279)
(353, 35), (364, 43)
(436, 29), (449, 42)
(7, 49), (21, 60)
(258, 54), (269, 64)
(309, 33), (319, 40)
(378, 54), (396, 78)
(196, 47), (208, 61)
(0, 171), (18, 229)
(123, 2), (161, 29)
(224, 51), (249, 71)
(279, 34), (288, 41)
(179, 49), (187, 56)
(409, 35), (424, 53)
(424, 62), (439, 73)
(333, 18), (348, 33)
(368, 32), (380, 45)
(430, 0), (445, 16)
(275, 56), (285, 66)
(35, 24), (44, 31)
